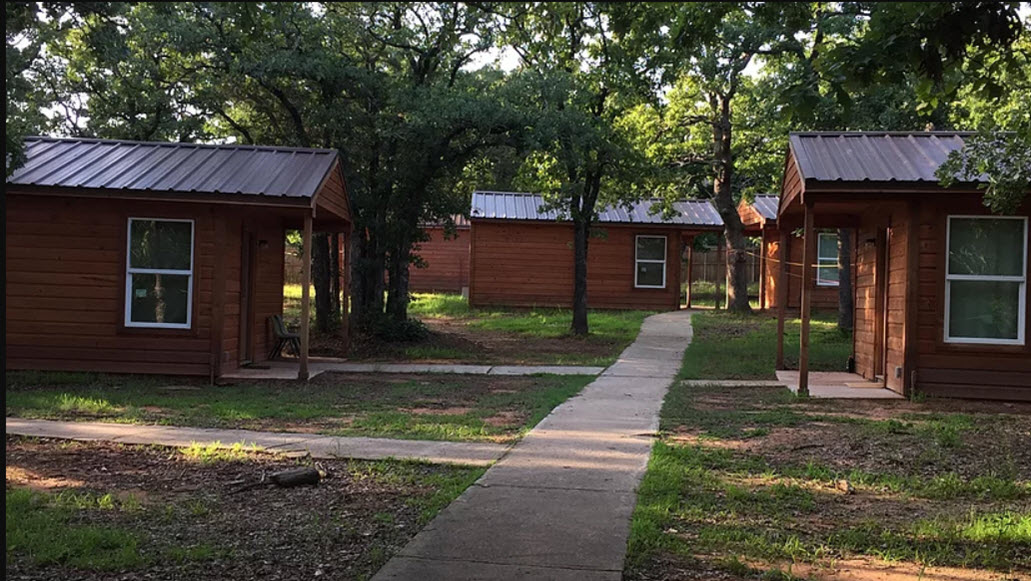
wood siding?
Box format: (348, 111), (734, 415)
(6, 193), (290, 377)
(313, 162), (351, 223)
(762, 227), (846, 310)
(410, 227), (471, 293)
(469, 221), (683, 310)
(911, 199), (1031, 400)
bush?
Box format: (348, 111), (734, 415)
(359, 315), (429, 342)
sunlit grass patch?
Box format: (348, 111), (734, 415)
(678, 311), (852, 380)
(180, 441), (261, 463)
(6, 488), (143, 570)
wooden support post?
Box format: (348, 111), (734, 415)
(758, 229), (768, 310)
(799, 205), (816, 396)
(299, 212), (313, 381)
(775, 229), (789, 370)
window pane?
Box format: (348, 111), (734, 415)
(636, 262), (665, 287)
(129, 273), (190, 325)
(817, 259), (839, 284)
(818, 233), (838, 260)
(948, 280), (1021, 340)
(130, 220), (192, 270)
(949, 218), (1025, 276)
(636, 237), (666, 261)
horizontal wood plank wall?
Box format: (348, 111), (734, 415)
(884, 213), (908, 393)
(469, 222), (681, 310)
(852, 225), (880, 381)
(762, 227), (846, 310)
(6, 195), (218, 375)
(314, 164), (350, 222)
(220, 212), (243, 371)
(251, 217), (286, 364)
(409, 227), (471, 293)
(913, 200), (1031, 401)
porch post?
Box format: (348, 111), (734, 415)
(799, 204), (815, 396)
(758, 228), (768, 310)
(775, 229), (788, 370)
(685, 237), (694, 309)
(299, 212), (313, 380)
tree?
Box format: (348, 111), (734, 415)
(497, 2), (651, 335)
(27, 2), (524, 334)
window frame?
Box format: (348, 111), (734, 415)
(124, 217), (196, 329)
(943, 215), (1027, 346)
(816, 231), (839, 287)
(634, 234), (667, 289)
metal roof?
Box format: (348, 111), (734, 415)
(7, 136), (340, 198)
(788, 131), (977, 183)
(470, 191), (723, 226)
(751, 194), (779, 220)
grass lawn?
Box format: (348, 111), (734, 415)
(5, 370), (593, 443)
(679, 311), (852, 380)
(283, 286), (651, 366)
(625, 383), (1031, 580)
(380, 292), (652, 366)
(7, 436), (483, 580)
(685, 280), (760, 309)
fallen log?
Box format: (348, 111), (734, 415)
(270, 466), (322, 488)
(230, 466), (323, 494)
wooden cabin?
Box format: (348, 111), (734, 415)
(409, 216), (471, 294)
(738, 194), (853, 310)
(777, 132), (1030, 400)
(468, 191), (724, 310)
(6, 136), (352, 380)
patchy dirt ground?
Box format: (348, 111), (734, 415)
(340, 317), (622, 365)
(6, 372), (591, 444)
(629, 384), (1031, 581)
(6, 437), (481, 581)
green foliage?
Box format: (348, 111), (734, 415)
(938, 129), (1031, 214)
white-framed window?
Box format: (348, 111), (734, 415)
(635, 235), (667, 289)
(944, 215), (1027, 345)
(816, 231), (839, 287)
(125, 218), (195, 329)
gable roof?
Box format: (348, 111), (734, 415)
(788, 131), (976, 183)
(470, 191), (723, 227)
(7, 136), (340, 199)
(751, 194), (779, 220)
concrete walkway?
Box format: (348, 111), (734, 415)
(5, 418), (508, 466)
(221, 359), (604, 381)
(373, 310), (694, 581)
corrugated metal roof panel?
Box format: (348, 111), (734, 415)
(470, 191), (723, 226)
(752, 194), (779, 220)
(8, 136), (339, 198)
(788, 131), (975, 183)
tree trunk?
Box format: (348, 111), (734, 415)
(710, 94), (752, 313)
(837, 228), (854, 331)
(571, 217), (590, 335)
(385, 240), (411, 323)
(313, 232), (333, 332)
(330, 233), (341, 321)
(349, 229), (387, 328)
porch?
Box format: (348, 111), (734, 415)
(775, 371), (903, 399)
